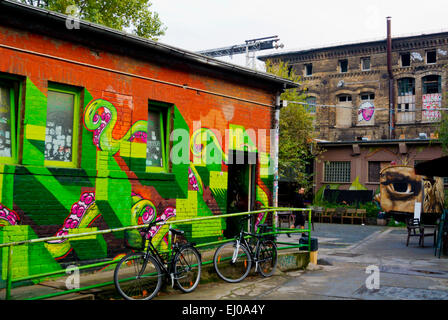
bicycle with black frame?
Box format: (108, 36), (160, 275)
(213, 215), (278, 283)
(114, 222), (202, 300)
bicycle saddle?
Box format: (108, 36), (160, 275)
(170, 228), (185, 236)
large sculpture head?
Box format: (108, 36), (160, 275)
(379, 165), (423, 214)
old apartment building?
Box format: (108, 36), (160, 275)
(259, 25), (447, 208)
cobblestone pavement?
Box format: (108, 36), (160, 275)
(7, 222), (447, 303)
(283, 222), (387, 248)
(156, 223), (448, 301)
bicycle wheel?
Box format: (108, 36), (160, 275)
(114, 252), (162, 300)
(213, 241), (252, 283)
(174, 246), (202, 293)
(256, 239), (278, 277)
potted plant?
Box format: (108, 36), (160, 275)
(377, 211), (387, 226)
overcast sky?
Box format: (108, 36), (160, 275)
(150, 0), (448, 69)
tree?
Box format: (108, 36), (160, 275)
(265, 60), (320, 191)
(21, 0), (166, 40)
(437, 109), (448, 154)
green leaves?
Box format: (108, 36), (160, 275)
(265, 59), (320, 190)
(22, 0), (167, 40)
(437, 110), (448, 155)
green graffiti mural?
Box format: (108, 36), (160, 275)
(0, 83), (274, 287)
(45, 192), (100, 260)
(84, 99), (147, 154)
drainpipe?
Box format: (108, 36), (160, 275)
(387, 16), (396, 139)
(272, 91), (282, 229)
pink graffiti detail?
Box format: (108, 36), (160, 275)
(0, 204), (20, 226)
(141, 207), (176, 240)
(48, 192), (95, 244)
(141, 206), (155, 224)
(188, 167), (199, 191)
(93, 109), (112, 147)
(254, 212), (266, 232)
(128, 131), (148, 143)
(358, 105), (375, 122)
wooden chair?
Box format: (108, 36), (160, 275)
(335, 207), (346, 224)
(312, 207), (324, 224)
(320, 208), (335, 223)
(354, 209), (367, 225)
(342, 208), (356, 224)
(406, 218), (437, 247)
(277, 211), (294, 229)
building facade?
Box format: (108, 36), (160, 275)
(0, 1), (294, 285)
(259, 28), (447, 208)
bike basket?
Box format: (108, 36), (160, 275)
(124, 229), (146, 250)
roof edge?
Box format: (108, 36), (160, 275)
(1, 0), (299, 89)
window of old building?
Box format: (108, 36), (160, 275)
(397, 78), (416, 124)
(146, 100), (171, 173)
(44, 84), (80, 168)
(361, 57), (371, 71)
(398, 78), (415, 96)
(305, 96), (316, 114)
(358, 93), (375, 125)
(368, 161), (390, 183)
(368, 161), (381, 183)
(400, 52), (411, 67)
(426, 50), (437, 64)
(338, 95), (352, 102)
(422, 75), (442, 122)
(339, 59), (348, 73)
(324, 161), (351, 183)
(305, 63), (313, 76)
(360, 93), (375, 101)
(336, 94), (352, 128)
(422, 75), (441, 94)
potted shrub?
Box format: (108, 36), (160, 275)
(377, 211), (387, 226)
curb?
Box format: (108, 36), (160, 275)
(3, 248), (310, 300)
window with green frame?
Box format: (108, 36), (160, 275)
(0, 78), (20, 164)
(44, 84), (80, 168)
(146, 101), (170, 173)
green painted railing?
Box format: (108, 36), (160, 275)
(0, 207), (312, 300)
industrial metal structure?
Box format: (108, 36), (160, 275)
(197, 36), (284, 69)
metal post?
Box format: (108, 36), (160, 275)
(387, 16), (395, 139)
(5, 245), (13, 300)
(272, 93), (281, 231)
(308, 209), (312, 251)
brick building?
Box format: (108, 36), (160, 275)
(259, 23), (447, 208)
(0, 0), (295, 284)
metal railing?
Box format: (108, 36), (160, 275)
(0, 207), (312, 300)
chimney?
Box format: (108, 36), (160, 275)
(387, 17), (396, 139)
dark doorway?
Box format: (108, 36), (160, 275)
(224, 151), (256, 238)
